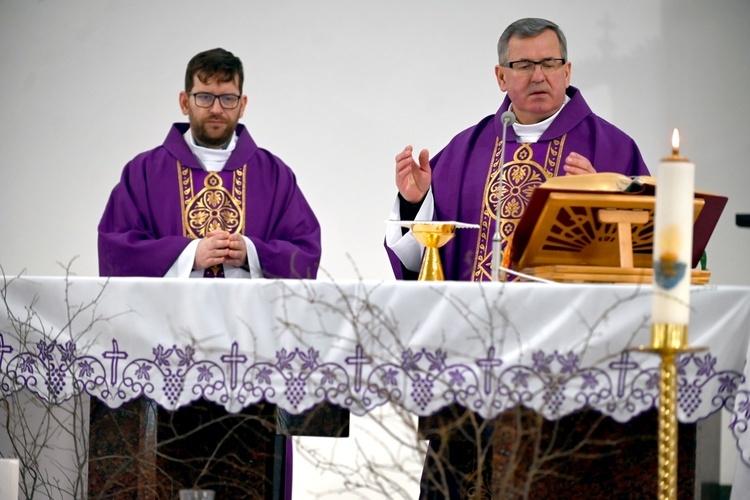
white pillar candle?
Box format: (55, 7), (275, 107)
(0, 458), (19, 499)
(652, 129), (695, 325)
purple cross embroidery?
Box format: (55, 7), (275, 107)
(0, 334), (12, 366)
(346, 345), (370, 393)
(609, 351), (639, 397)
(103, 339), (128, 385)
(221, 342), (247, 390)
(477, 346), (503, 395)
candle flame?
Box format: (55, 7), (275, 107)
(671, 128), (680, 156)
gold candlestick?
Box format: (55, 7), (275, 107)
(641, 323), (704, 499)
(658, 350), (678, 499)
(411, 223), (456, 281)
(651, 323), (685, 499)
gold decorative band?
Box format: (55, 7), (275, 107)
(650, 323), (688, 351)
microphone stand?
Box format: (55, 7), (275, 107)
(491, 111), (516, 282)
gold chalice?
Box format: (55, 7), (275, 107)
(411, 223), (456, 281)
(387, 220), (479, 281)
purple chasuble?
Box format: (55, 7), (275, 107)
(99, 123), (321, 279)
(387, 86), (649, 281)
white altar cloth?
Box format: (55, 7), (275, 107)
(2, 277), (750, 473)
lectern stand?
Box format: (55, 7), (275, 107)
(508, 174), (727, 284)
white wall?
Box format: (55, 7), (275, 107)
(1, 1), (749, 283)
(1, 0), (749, 496)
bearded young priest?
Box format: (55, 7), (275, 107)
(95, 48), (328, 499)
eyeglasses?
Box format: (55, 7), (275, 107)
(189, 92), (242, 109)
(502, 58), (566, 75)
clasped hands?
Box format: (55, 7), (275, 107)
(395, 146), (596, 203)
(194, 230), (247, 270)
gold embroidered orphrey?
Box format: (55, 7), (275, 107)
(178, 162), (247, 239)
(472, 135), (567, 281)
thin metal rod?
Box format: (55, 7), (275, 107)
(491, 120), (511, 282)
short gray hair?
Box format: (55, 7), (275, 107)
(497, 18), (568, 65)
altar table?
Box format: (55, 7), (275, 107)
(1, 276), (750, 495)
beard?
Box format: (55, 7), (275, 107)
(190, 114), (237, 148)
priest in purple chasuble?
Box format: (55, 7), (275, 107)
(384, 17), (650, 499)
(95, 48), (322, 498)
(98, 121), (320, 279)
(385, 20), (649, 284)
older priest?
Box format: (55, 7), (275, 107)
(385, 17), (651, 499)
(386, 19), (649, 283)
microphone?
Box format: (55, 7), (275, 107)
(491, 110), (516, 282)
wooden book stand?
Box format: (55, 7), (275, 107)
(509, 174), (727, 284)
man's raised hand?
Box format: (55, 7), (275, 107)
(395, 146), (431, 203)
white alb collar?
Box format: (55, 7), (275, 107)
(183, 128), (238, 172)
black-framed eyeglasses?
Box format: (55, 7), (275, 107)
(189, 92), (242, 109)
(502, 58), (566, 75)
